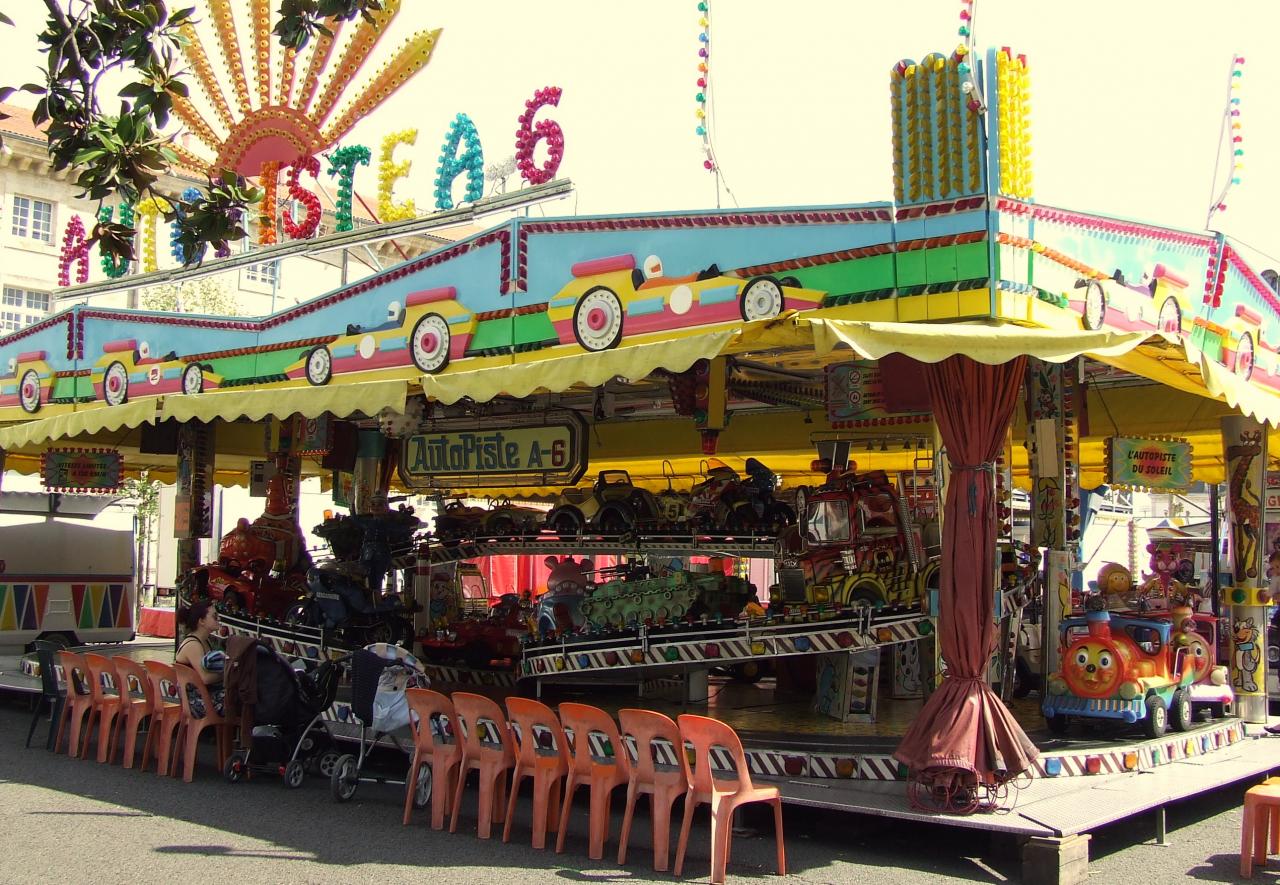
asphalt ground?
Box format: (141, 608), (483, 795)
(0, 693), (1272, 884)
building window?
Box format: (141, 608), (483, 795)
(245, 261), (278, 286)
(1, 287), (51, 329)
(10, 196), (54, 244)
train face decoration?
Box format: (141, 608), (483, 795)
(1043, 609), (1197, 738)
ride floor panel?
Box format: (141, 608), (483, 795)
(761, 731), (1280, 838)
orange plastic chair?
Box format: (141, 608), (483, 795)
(674, 714), (785, 885)
(54, 651), (94, 758)
(449, 692), (515, 839)
(617, 708), (688, 871)
(1241, 782), (1280, 876)
(82, 654), (124, 764)
(172, 662), (230, 783)
(556, 702), (631, 861)
(143, 661), (183, 776)
(403, 688), (463, 831)
(111, 658), (155, 769)
(503, 697), (570, 849)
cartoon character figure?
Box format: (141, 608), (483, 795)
(537, 555), (593, 638)
(1094, 562), (1132, 610)
(1233, 617), (1261, 692)
(1144, 542), (1181, 598)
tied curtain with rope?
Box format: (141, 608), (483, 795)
(893, 354), (1039, 805)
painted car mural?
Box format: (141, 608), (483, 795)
(4, 193), (1280, 421)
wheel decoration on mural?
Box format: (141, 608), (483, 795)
(410, 313), (452, 374)
(1236, 332), (1255, 381)
(739, 276), (784, 322)
(103, 360), (129, 406)
(1157, 296), (1182, 336)
(181, 363), (205, 395)
(1082, 280), (1107, 331)
(573, 287), (624, 352)
(305, 346), (333, 386)
(18, 369), (41, 414)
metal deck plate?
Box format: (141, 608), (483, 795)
(766, 734), (1280, 838)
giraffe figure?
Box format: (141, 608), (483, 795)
(1226, 430), (1264, 581)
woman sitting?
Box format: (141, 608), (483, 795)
(175, 600), (225, 718)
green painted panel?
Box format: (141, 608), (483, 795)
(895, 251), (927, 288)
(513, 313), (556, 348)
(469, 318), (516, 353)
(79, 589), (95, 630)
(790, 255), (895, 295)
(925, 246), (958, 284)
(956, 242), (990, 279)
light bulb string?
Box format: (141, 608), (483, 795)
(1206, 55), (1245, 229)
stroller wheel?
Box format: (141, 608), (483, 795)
(223, 754), (246, 784)
(412, 762), (432, 809)
(283, 759), (306, 789)
(315, 750), (342, 778)
(330, 754), (359, 803)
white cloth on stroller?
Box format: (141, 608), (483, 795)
(371, 663), (428, 733)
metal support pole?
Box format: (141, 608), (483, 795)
(1210, 484), (1221, 621)
(1221, 415), (1268, 723)
(1154, 806), (1168, 846)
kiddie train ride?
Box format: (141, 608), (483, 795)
(1043, 546), (1234, 738)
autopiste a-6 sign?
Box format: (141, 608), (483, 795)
(398, 411), (587, 489)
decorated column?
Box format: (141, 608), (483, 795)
(174, 422), (216, 579)
(1221, 415), (1268, 722)
(1026, 359), (1068, 677)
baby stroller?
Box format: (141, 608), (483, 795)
(330, 642), (431, 809)
(221, 636), (344, 788)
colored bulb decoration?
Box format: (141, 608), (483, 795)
(1207, 54), (1245, 226)
(433, 113), (485, 211)
(696, 1), (717, 174)
(58, 215), (91, 287)
(97, 204), (134, 279)
(326, 144), (371, 232)
(133, 196), (169, 273)
(515, 86), (565, 186)
(258, 160), (280, 245)
(171, 187), (208, 265)
(379, 129), (419, 223)
(281, 156), (323, 240)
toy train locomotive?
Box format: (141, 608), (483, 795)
(1043, 609), (1210, 738)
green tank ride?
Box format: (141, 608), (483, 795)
(579, 569), (753, 630)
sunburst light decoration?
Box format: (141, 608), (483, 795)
(167, 0), (442, 179)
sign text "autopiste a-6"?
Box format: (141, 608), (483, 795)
(398, 413), (588, 489)
(406, 429), (568, 473)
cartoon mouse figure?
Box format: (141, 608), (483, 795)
(540, 555), (594, 637)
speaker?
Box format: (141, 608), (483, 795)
(139, 420), (179, 455)
(321, 421), (358, 471)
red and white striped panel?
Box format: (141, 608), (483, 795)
(858, 755), (902, 781)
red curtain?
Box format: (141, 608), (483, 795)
(893, 354), (1038, 786)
